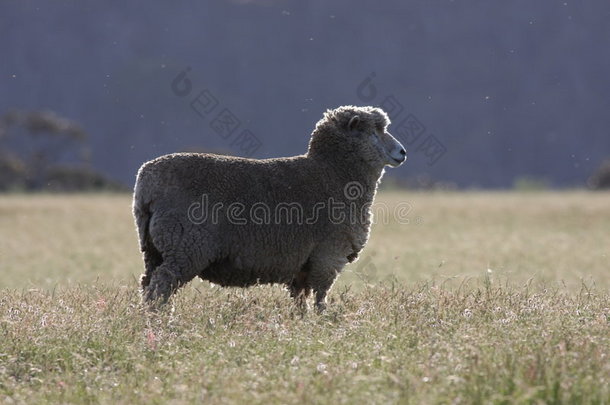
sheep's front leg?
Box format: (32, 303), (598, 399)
(309, 266), (340, 312)
(306, 248), (350, 312)
(289, 270), (311, 313)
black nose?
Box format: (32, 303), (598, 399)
(399, 149), (406, 156)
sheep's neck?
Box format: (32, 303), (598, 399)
(310, 153), (383, 203)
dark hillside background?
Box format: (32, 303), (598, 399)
(1, 1), (609, 188)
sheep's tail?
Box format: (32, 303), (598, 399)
(133, 193), (163, 290)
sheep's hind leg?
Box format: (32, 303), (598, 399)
(143, 257), (197, 310)
(140, 244), (163, 292)
(143, 216), (208, 310)
(143, 263), (178, 308)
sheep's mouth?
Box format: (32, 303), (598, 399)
(389, 157), (405, 167)
(386, 151), (406, 167)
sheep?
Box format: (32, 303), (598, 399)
(133, 105), (406, 311)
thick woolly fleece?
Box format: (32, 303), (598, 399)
(133, 105), (392, 310)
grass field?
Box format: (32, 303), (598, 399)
(1, 192), (609, 404)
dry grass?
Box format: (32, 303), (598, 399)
(0, 192), (609, 404)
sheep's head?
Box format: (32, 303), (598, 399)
(309, 106), (406, 170)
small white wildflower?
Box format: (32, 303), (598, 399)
(463, 309), (473, 318)
(316, 363), (327, 374)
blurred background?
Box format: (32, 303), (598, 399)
(1, 0), (610, 191)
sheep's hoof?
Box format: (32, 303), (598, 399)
(315, 302), (327, 313)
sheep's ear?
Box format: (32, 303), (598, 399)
(348, 115), (360, 131)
